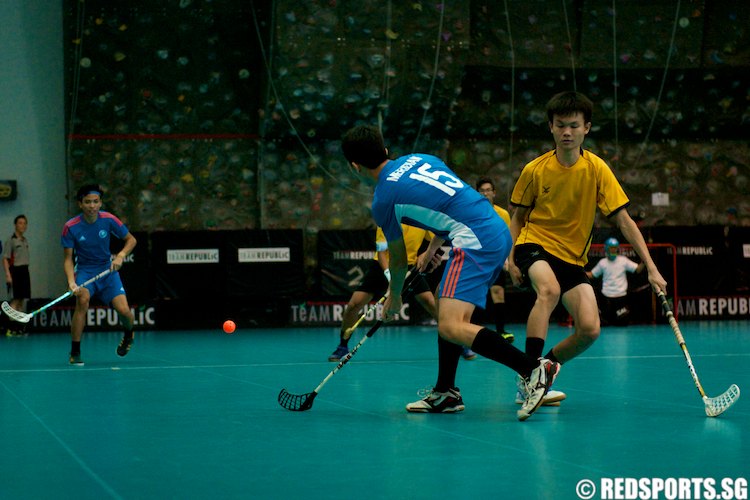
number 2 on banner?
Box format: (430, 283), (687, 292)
(409, 163), (463, 196)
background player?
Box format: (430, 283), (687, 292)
(2, 214), (30, 337)
(328, 225), (478, 361)
(586, 237), (644, 325)
(342, 124), (559, 421)
(62, 184), (137, 365)
(474, 177), (514, 343)
(508, 91), (667, 404)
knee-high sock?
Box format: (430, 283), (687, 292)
(435, 335), (463, 392)
(472, 328), (538, 378)
(525, 337), (545, 359)
(493, 302), (506, 332)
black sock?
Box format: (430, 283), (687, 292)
(471, 328), (538, 378)
(525, 337), (545, 359)
(123, 328), (134, 340)
(435, 335), (463, 392)
(493, 302), (506, 332)
(71, 341), (81, 355)
(338, 330), (350, 347)
(544, 348), (560, 363)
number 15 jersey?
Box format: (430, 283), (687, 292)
(372, 154), (507, 251)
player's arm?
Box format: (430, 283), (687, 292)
(508, 205), (531, 286)
(374, 226), (391, 280)
(612, 209), (667, 293)
(111, 232), (136, 271)
(63, 248), (78, 293)
(377, 249), (391, 281)
(2, 255), (11, 284)
(416, 235), (445, 273)
(382, 237), (408, 322)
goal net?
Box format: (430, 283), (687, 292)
(586, 243), (678, 324)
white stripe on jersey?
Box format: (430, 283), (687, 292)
(394, 204), (483, 250)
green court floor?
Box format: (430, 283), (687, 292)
(0, 321), (747, 499)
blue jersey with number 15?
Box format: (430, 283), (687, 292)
(372, 154), (506, 250)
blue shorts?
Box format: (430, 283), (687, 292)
(76, 268), (126, 305)
(438, 239), (510, 308)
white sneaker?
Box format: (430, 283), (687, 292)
(515, 374), (566, 406)
(517, 359), (561, 421)
(406, 387), (465, 413)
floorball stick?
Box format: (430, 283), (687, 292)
(279, 268), (423, 412)
(2, 269), (112, 323)
(657, 291), (740, 417)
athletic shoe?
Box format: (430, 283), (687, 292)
(328, 345), (349, 362)
(501, 331), (515, 344)
(117, 336), (134, 357)
(462, 347), (477, 360)
(406, 387), (465, 413)
(517, 359), (561, 421)
(69, 353), (84, 366)
(515, 374), (566, 406)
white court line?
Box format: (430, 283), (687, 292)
(0, 380), (124, 500)
(0, 352), (748, 375)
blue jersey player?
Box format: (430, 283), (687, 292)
(61, 184), (137, 365)
(341, 125), (560, 420)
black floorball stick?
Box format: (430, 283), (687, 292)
(657, 291), (740, 417)
(278, 267), (428, 412)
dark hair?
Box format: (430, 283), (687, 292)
(546, 91), (593, 124)
(475, 177), (495, 190)
(13, 214), (27, 224)
(76, 183), (104, 201)
(341, 125), (388, 169)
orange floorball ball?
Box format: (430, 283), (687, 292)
(223, 320), (236, 334)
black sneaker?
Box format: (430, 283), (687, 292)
(328, 345), (349, 362)
(117, 336), (134, 357)
(69, 353), (84, 366)
(406, 387), (465, 413)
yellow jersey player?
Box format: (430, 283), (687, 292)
(474, 177), (514, 344)
(508, 91), (667, 406)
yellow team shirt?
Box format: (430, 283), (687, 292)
(493, 205), (511, 227)
(510, 149), (629, 266)
(375, 225), (429, 265)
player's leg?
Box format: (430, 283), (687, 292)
(407, 247), (559, 419)
(513, 246), (570, 405)
(415, 279), (476, 360)
(611, 295), (630, 325)
(96, 272), (135, 357)
(7, 265), (30, 336)
(111, 294), (135, 356)
(489, 281), (514, 343)
(69, 287), (90, 365)
(524, 260), (561, 356)
(329, 262), (387, 361)
(553, 283), (601, 363)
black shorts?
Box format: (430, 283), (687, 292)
(491, 269), (507, 287)
(514, 244), (590, 294)
(9, 265), (30, 299)
(356, 262), (432, 296)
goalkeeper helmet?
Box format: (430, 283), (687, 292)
(604, 237), (620, 260)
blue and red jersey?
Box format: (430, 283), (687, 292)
(61, 211), (129, 271)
